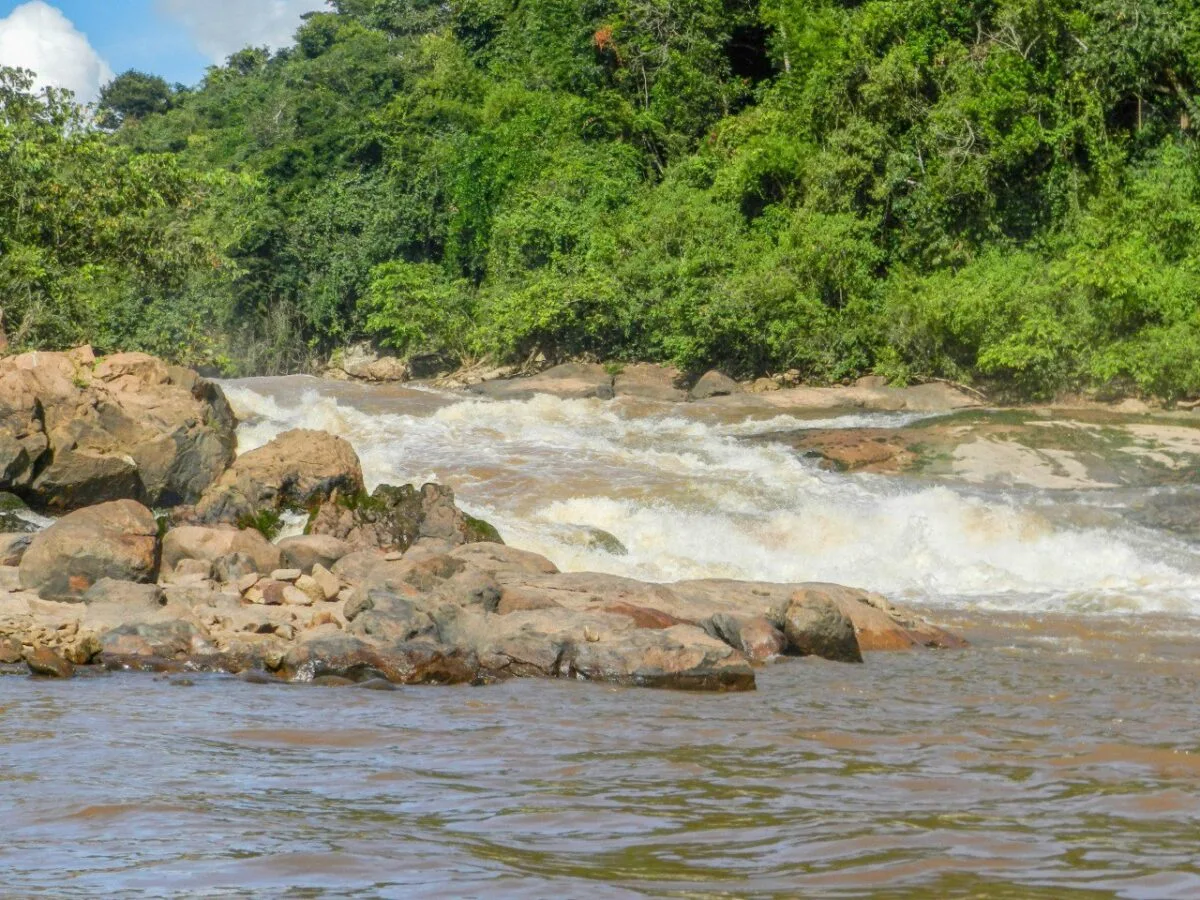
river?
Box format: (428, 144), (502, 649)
(3, 376), (1200, 898)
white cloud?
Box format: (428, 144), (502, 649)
(0, 1), (113, 102)
(156, 0), (328, 62)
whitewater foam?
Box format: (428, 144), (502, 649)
(219, 377), (1200, 615)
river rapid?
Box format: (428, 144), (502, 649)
(4, 376), (1200, 898)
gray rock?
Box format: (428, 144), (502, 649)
(690, 370), (741, 400)
(277, 534), (353, 573)
(782, 594), (863, 663)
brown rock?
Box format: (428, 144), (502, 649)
(690, 370), (741, 400)
(25, 647), (75, 678)
(161, 526), (283, 575)
(310, 564), (340, 602)
(783, 592), (863, 663)
(194, 429), (364, 525)
(0, 349), (235, 510)
(466, 363), (615, 401)
(18, 500), (159, 601)
(0, 637), (22, 664)
(277, 534), (353, 573)
(612, 364), (688, 402)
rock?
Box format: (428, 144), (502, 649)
(329, 345), (410, 383)
(281, 634), (478, 685)
(270, 568), (302, 583)
(782, 593), (863, 663)
(81, 578), (166, 609)
(308, 482), (503, 553)
(213, 552), (259, 583)
(612, 364), (688, 402)
(705, 614), (786, 663)
(690, 370), (741, 400)
(18, 500), (159, 601)
(748, 377), (780, 393)
(582, 527), (628, 556)
(466, 363), (615, 401)
(193, 429), (364, 526)
(277, 534), (353, 573)
(236, 573), (260, 594)
(169, 558), (214, 583)
(25, 647), (74, 678)
(0, 533), (33, 567)
(331, 548), (387, 583)
(0, 349), (235, 510)
(448, 543), (558, 576)
(294, 574), (326, 604)
(565, 623), (755, 691)
(310, 564), (340, 602)
(162, 526), (283, 575)
(0, 637), (22, 664)
(99, 620), (198, 660)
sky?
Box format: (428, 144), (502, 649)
(0, 0), (327, 102)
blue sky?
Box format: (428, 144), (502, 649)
(0, 0), (326, 100)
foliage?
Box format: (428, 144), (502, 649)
(6, 0), (1200, 399)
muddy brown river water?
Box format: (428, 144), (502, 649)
(4, 377), (1200, 898)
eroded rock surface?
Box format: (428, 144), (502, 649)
(192, 429), (364, 525)
(0, 349), (235, 510)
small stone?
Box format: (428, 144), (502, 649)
(337, 587), (355, 603)
(274, 623), (296, 641)
(383, 551), (404, 561)
(25, 647), (75, 678)
(0, 637), (23, 664)
(245, 587), (265, 605)
(294, 574), (326, 604)
(583, 626), (600, 643)
(236, 573), (260, 594)
(311, 564), (340, 601)
(270, 568), (302, 583)
(282, 585), (314, 607)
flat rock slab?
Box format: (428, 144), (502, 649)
(467, 364), (615, 401)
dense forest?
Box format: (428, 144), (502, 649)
(4, 0), (1200, 398)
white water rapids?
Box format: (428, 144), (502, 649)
(221, 376), (1200, 618)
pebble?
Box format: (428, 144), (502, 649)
(271, 569), (302, 583)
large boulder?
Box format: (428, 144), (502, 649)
(0, 349), (236, 510)
(690, 370), (741, 400)
(277, 534), (354, 573)
(308, 482), (502, 553)
(193, 429), (364, 525)
(162, 526), (284, 575)
(18, 500), (159, 601)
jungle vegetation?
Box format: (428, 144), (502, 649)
(4, 0), (1200, 399)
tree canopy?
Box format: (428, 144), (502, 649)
(6, 0), (1200, 399)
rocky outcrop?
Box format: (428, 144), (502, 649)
(0, 509), (961, 688)
(307, 482), (503, 553)
(0, 348), (236, 510)
(18, 500), (159, 601)
(325, 345), (410, 383)
(467, 363), (615, 401)
(613, 364), (688, 402)
(192, 429), (364, 525)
